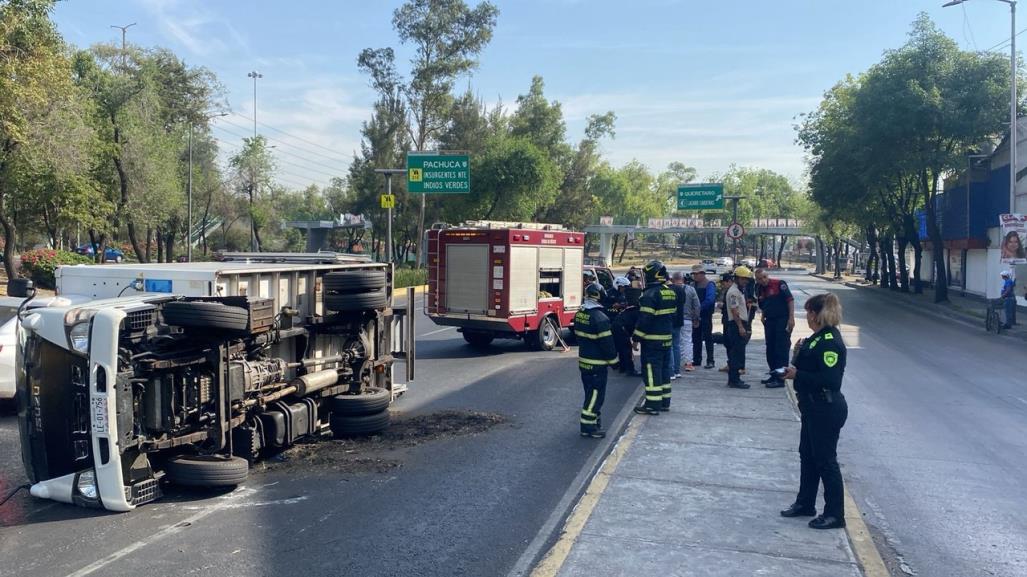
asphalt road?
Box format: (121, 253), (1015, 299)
(0, 293), (639, 577)
(783, 273), (1027, 577)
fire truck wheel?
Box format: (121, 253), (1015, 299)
(164, 454), (249, 487)
(328, 387), (392, 416)
(325, 288), (389, 312)
(324, 270), (387, 293)
(462, 330), (494, 347)
(330, 410), (391, 437)
(529, 316), (559, 351)
(163, 301), (250, 332)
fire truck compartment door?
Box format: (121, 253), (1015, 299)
(563, 247), (584, 308)
(509, 246), (538, 313)
(446, 244), (489, 314)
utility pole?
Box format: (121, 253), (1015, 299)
(110, 23), (136, 67)
(247, 71), (263, 252)
(375, 168), (406, 264)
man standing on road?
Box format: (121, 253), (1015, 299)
(755, 268), (794, 388)
(633, 260), (676, 414)
(574, 283), (619, 438)
(1001, 270), (1017, 329)
(672, 271), (699, 373)
(691, 264), (717, 369)
(611, 277), (641, 376)
(725, 266), (753, 389)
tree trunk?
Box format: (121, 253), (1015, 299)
(833, 239), (842, 279)
(253, 225), (264, 252)
(776, 236), (787, 268)
(0, 192), (18, 281)
(903, 214), (924, 294)
(883, 235), (898, 290)
(865, 225), (879, 284)
(156, 227), (165, 263)
(896, 235), (910, 293)
(814, 237), (825, 274)
(922, 185), (948, 302)
(165, 229), (176, 263)
(878, 237), (890, 289)
(617, 236), (630, 264)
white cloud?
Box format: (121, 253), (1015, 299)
(141, 0), (249, 58)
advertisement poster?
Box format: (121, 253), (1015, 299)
(999, 214), (1027, 264)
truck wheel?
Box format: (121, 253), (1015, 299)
(163, 301), (249, 332)
(330, 410), (390, 437)
(328, 387), (391, 416)
(324, 270), (387, 293)
(529, 316), (559, 351)
(462, 330), (494, 347)
(164, 455), (249, 487)
(325, 288), (388, 312)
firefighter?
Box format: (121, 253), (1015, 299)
(575, 282), (618, 438)
(612, 277), (641, 376)
(632, 259), (677, 414)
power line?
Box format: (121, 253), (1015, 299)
(986, 27), (1027, 52)
(962, 3), (979, 51)
(212, 135), (345, 180)
(213, 138), (335, 188)
(212, 124), (348, 177)
(225, 112), (355, 163)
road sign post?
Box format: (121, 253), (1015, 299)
(375, 168), (407, 264)
(726, 222), (745, 240)
(678, 183), (725, 210)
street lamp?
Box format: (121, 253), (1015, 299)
(246, 71), (263, 251)
(945, 0), (1018, 215)
(187, 112), (228, 262)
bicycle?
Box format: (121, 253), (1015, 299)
(986, 299), (1005, 334)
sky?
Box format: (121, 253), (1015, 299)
(51, 0), (1019, 191)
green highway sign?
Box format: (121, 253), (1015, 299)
(678, 183), (724, 210)
(407, 152), (471, 194)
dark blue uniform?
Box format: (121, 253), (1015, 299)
(575, 305), (618, 434)
(792, 326), (848, 519)
(757, 278), (794, 375)
(632, 283), (677, 411)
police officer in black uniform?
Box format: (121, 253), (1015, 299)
(632, 260), (676, 414)
(781, 292), (849, 530)
(575, 283), (619, 438)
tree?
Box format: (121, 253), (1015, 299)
(229, 136), (276, 251)
(0, 0), (97, 278)
(359, 0), (499, 266)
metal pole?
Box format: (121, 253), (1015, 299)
(386, 175), (394, 264)
(1011, 1), (1018, 215)
(732, 198), (739, 264)
(187, 125), (193, 263)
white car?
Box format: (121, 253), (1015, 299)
(0, 296), (68, 400)
(715, 257), (734, 268)
(742, 258), (757, 269)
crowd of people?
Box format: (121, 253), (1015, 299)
(574, 259), (851, 531)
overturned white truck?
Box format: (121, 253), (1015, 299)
(15, 253), (415, 511)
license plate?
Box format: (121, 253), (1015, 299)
(91, 397), (108, 434)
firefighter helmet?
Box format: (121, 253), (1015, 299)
(643, 259), (668, 284)
(585, 282), (604, 300)
(614, 276), (631, 288)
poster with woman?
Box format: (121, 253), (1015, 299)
(1000, 214), (1027, 264)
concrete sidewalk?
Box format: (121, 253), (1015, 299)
(536, 325), (869, 577)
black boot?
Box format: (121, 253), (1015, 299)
(580, 428), (606, 439)
(780, 503), (816, 518)
(633, 404), (660, 415)
(809, 515), (845, 530)
(765, 379), (785, 389)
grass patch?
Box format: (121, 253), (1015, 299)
(394, 267), (427, 288)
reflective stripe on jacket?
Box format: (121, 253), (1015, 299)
(633, 283), (676, 345)
(575, 306), (618, 367)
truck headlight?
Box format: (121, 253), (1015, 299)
(64, 309), (96, 354)
(75, 469), (98, 500)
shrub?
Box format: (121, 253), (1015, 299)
(394, 267), (427, 289)
(20, 249), (93, 289)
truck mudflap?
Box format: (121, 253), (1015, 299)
(28, 309), (138, 511)
(389, 286), (416, 396)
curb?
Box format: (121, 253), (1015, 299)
(813, 274), (1027, 343)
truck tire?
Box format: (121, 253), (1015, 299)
(324, 270), (387, 293)
(462, 330), (494, 347)
(163, 301), (249, 332)
(325, 288), (388, 312)
(328, 387), (391, 416)
(529, 316), (559, 351)
(330, 410), (390, 437)
(164, 455), (249, 487)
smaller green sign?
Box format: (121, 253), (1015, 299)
(678, 183), (724, 210)
(407, 152), (471, 194)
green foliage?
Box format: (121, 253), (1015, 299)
(394, 267), (427, 288)
(19, 248), (91, 289)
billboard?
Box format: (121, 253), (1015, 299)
(1000, 213), (1026, 264)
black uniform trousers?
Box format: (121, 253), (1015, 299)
(613, 322), (634, 372)
(763, 316), (791, 372)
(579, 366), (608, 433)
(639, 343), (670, 410)
(692, 310), (714, 366)
(796, 394), (849, 518)
(725, 322), (750, 384)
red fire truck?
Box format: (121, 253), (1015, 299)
(426, 221), (598, 350)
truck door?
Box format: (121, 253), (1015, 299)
(445, 244), (489, 315)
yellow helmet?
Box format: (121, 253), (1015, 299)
(733, 265), (754, 279)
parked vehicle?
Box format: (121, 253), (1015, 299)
(75, 244), (125, 263)
(715, 256), (734, 268)
(427, 221), (606, 350)
(742, 258), (757, 269)
(16, 252), (415, 511)
(758, 258), (777, 269)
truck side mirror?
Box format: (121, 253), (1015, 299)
(8, 278), (34, 298)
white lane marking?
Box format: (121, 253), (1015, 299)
(419, 327), (453, 337)
(65, 486), (294, 577)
